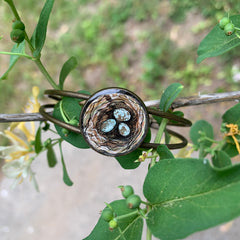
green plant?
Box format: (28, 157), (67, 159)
(120, 185), (134, 198)
(169, 60), (212, 93)
(1, 1), (240, 240)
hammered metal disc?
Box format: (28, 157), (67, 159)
(79, 88), (149, 156)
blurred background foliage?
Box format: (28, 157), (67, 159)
(1, 0), (240, 116)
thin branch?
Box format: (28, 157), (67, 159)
(145, 91), (240, 108)
(0, 91), (240, 123)
(0, 113), (45, 123)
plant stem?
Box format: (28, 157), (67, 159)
(4, 0), (21, 20)
(149, 118), (169, 168)
(4, 0), (59, 90)
(199, 134), (220, 144)
(34, 59), (59, 89)
(141, 200), (150, 205)
(60, 100), (69, 122)
(146, 225), (152, 240)
(0, 51), (33, 59)
(146, 205), (152, 240)
(115, 209), (139, 221)
(154, 118), (169, 144)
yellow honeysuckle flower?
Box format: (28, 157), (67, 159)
(0, 129), (33, 162)
(0, 86), (40, 190)
(25, 86), (41, 113)
(225, 123), (240, 154)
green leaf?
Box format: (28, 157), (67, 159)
(222, 102), (240, 126)
(222, 103), (240, 155)
(59, 142), (73, 186)
(84, 200), (143, 240)
(115, 149), (142, 169)
(30, 28), (36, 48)
(47, 144), (57, 167)
(212, 150), (232, 169)
(190, 120), (214, 157)
(115, 129), (151, 169)
(222, 142), (239, 158)
(159, 83), (183, 112)
(197, 15), (240, 63)
(190, 120), (214, 146)
(0, 41), (25, 80)
(34, 126), (42, 154)
(59, 56), (78, 90)
(53, 94), (89, 149)
(143, 158), (240, 240)
(144, 128), (151, 144)
(156, 145), (174, 160)
(32, 0), (55, 57)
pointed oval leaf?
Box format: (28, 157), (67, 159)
(59, 56), (78, 90)
(156, 145), (174, 160)
(143, 158), (240, 240)
(47, 144), (57, 167)
(160, 83), (183, 112)
(222, 103), (240, 155)
(197, 15), (240, 63)
(53, 95), (89, 149)
(33, 0), (55, 57)
(222, 102), (240, 126)
(34, 126), (42, 154)
(0, 41), (25, 80)
(84, 200), (143, 240)
(212, 150), (232, 169)
(222, 142), (239, 158)
(59, 142), (73, 186)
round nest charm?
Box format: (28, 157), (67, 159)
(79, 88), (149, 156)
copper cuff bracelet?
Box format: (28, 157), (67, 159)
(39, 88), (192, 157)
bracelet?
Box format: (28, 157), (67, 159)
(39, 88), (192, 157)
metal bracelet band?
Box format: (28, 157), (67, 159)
(39, 104), (188, 150)
(44, 89), (90, 100)
(141, 128), (188, 150)
(40, 89), (191, 153)
(43, 89), (192, 127)
(39, 104), (81, 134)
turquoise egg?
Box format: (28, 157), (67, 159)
(101, 119), (117, 133)
(113, 108), (131, 121)
(118, 123), (130, 136)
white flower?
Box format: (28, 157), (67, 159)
(2, 156), (39, 191)
(0, 86), (40, 191)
